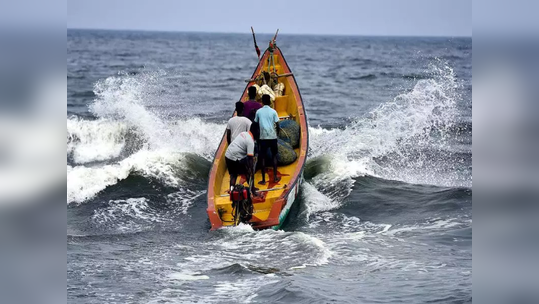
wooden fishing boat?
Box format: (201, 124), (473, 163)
(207, 41), (308, 231)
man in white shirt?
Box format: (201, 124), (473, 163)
(224, 123), (259, 193)
(227, 102), (252, 144)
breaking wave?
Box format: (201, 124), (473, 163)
(67, 117), (131, 164)
(67, 71), (223, 204)
(68, 150), (186, 204)
(302, 59), (469, 217)
(309, 60), (462, 182)
(67, 60), (469, 208)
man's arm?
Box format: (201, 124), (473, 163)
(246, 139), (255, 176)
(226, 129), (231, 145)
(274, 111), (281, 135)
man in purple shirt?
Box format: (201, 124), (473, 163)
(243, 86), (263, 122)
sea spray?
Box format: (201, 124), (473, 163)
(67, 150), (185, 204)
(67, 117), (130, 164)
(301, 60), (466, 218)
(90, 71), (171, 150)
(67, 71), (223, 204)
(308, 59), (465, 188)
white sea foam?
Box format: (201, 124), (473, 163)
(168, 271), (210, 281)
(67, 117), (129, 164)
(166, 189), (205, 215)
(382, 217), (470, 236)
(299, 61), (465, 219)
(173, 228), (333, 278)
(91, 197), (163, 232)
(67, 149), (185, 204)
(68, 61), (465, 206)
(91, 197), (152, 233)
(301, 182), (340, 219)
(90, 71), (170, 150)
(66, 117), (222, 204)
(90, 191), (205, 232)
(300, 156), (373, 219)
(219, 229), (332, 267)
(67, 71), (224, 204)
(305, 59), (466, 204)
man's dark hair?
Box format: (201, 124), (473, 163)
(250, 122), (260, 141)
(235, 101), (244, 115)
(262, 94), (271, 106)
(248, 86), (257, 99)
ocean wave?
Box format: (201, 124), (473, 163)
(145, 227), (334, 303)
(66, 116), (221, 204)
(166, 188), (205, 215)
(68, 61), (469, 208)
(67, 117), (131, 164)
(300, 182), (339, 219)
(91, 197), (161, 233)
(382, 217), (471, 237)
(348, 74), (376, 80)
(307, 59), (469, 188)
(202, 228), (333, 270)
(90, 189), (205, 233)
(67, 150), (186, 204)
(70, 90), (96, 98)
(67, 70), (225, 203)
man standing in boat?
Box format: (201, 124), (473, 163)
(255, 94), (281, 185)
(225, 123), (259, 194)
(226, 101), (252, 144)
(243, 86), (262, 122)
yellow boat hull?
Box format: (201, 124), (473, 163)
(207, 46), (308, 230)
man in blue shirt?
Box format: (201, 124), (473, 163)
(254, 94), (281, 185)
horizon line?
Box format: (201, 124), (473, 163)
(67, 27), (472, 39)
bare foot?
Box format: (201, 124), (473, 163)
(258, 180), (266, 185)
(274, 176), (281, 183)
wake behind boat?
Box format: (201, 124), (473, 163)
(207, 33), (308, 230)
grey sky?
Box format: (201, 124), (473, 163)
(68, 0), (471, 37)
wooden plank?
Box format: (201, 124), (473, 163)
(244, 73), (293, 83)
(218, 184), (287, 197)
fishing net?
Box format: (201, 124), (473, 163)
(277, 139), (297, 165)
(278, 119), (300, 148)
(259, 139), (297, 166)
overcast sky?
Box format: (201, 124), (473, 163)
(68, 0), (471, 37)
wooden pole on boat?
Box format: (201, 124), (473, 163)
(244, 73), (293, 82)
(272, 29), (279, 42)
(251, 27), (261, 59)
(219, 184), (287, 197)
(258, 184), (287, 192)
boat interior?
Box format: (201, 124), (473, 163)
(211, 52), (305, 226)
